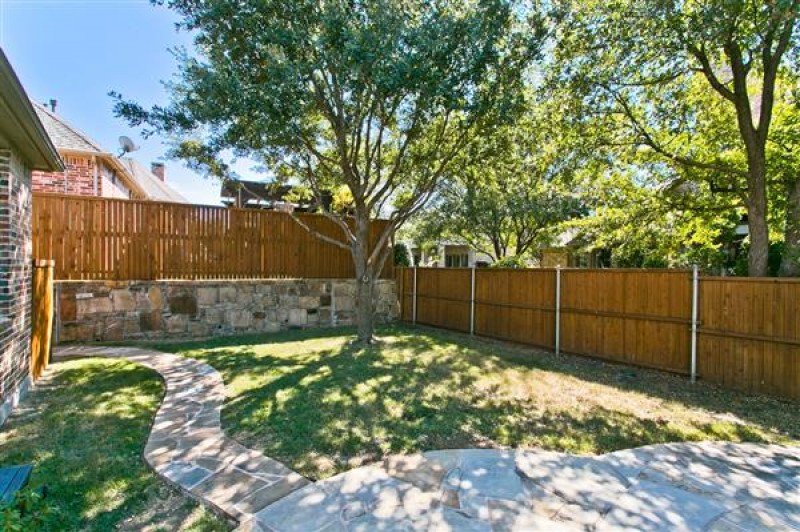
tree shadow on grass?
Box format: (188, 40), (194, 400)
(0, 359), (225, 531)
(402, 324), (800, 441)
(171, 324), (783, 481)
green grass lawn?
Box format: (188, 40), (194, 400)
(0, 358), (228, 532)
(153, 324), (800, 480)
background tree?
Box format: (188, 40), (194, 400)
(559, 70), (800, 273)
(769, 80), (800, 275)
(393, 242), (412, 267)
(411, 102), (583, 261)
(115, 0), (543, 342)
(569, 165), (745, 270)
(554, 0), (799, 276)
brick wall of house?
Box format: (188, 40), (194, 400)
(0, 148), (33, 425)
(31, 154), (99, 196)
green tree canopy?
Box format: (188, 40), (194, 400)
(411, 97), (584, 261)
(114, 0), (544, 341)
(552, 0), (799, 276)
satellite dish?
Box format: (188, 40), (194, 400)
(118, 136), (139, 156)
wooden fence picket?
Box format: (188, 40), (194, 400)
(401, 266), (799, 401)
(32, 193), (393, 281)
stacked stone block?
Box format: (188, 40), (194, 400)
(57, 279), (398, 342)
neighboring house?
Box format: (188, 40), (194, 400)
(0, 49), (63, 425)
(30, 101), (186, 203)
(119, 159), (187, 203)
(220, 179), (332, 212)
(409, 241), (494, 268)
(539, 230), (610, 268)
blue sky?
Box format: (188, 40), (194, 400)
(0, 0), (254, 205)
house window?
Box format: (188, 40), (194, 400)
(575, 253), (590, 268)
(445, 253), (469, 268)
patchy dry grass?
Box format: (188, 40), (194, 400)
(0, 358), (227, 532)
(154, 324), (800, 480)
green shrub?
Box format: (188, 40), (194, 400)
(394, 242), (412, 267)
(490, 256), (527, 269)
(732, 241), (784, 276)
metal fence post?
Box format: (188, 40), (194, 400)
(555, 267), (561, 355)
(412, 266), (418, 324)
(690, 265), (699, 382)
(469, 266), (476, 335)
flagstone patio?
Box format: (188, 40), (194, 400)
(55, 345), (800, 531)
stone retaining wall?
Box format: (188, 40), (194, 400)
(56, 279), (397, 343)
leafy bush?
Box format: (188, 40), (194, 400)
(0, 489), (57, 531)
(394, 242), (412, 267)
(490, 255), (527, 269)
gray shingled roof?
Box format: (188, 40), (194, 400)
(120, 158), (188, 203)
(30, 101), (187, 203)
(32, 101), (105, 154)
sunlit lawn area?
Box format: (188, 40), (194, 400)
(0, 358), (227, 532)
(154, 324), (800, 480)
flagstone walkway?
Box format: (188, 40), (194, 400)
(55, 346), (799, 531)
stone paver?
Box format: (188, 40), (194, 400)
(55, 345), (310, 526)
(56, 345), (799, 531)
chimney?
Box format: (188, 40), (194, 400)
(151, 162), (166, 181)
(49, 99), (57, 113)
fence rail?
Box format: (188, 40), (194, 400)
(398, 267), (799, 401)
(32, 193), (393, 281)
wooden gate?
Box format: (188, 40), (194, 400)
(30, 260), (55, 380)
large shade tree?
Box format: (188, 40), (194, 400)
(554, 0), (799, 276)
(115, 0), (543, 342)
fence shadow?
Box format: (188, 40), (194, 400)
(410, 324), (800, 440)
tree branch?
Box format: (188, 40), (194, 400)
(689, 45), (736, 102)
(287, 211), (351, 251)
(610, 88), (748, 178)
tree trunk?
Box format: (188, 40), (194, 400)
(353, 217), (376, 344)
(745, 153), (770, 277)
(355, 271), (376, 343)
(780, 176), (800, 277)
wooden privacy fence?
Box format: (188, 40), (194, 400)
(397, 267), (800, 401)
(32, 193), (392, 281)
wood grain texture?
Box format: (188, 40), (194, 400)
(698, 277), (800, 400)
(32, 193), (392, 281)
(398, 268), (799, 401)
(30, 260), (54, 380)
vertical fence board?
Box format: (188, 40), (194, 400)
(414, 268), (471, 332)
(698, 278), (800, 399)
(32, 193), (393, 281)
(399, 267), (798, 400)
(473, 269), (556, 349)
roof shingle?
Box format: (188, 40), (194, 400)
(32, 101), (105, 154)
